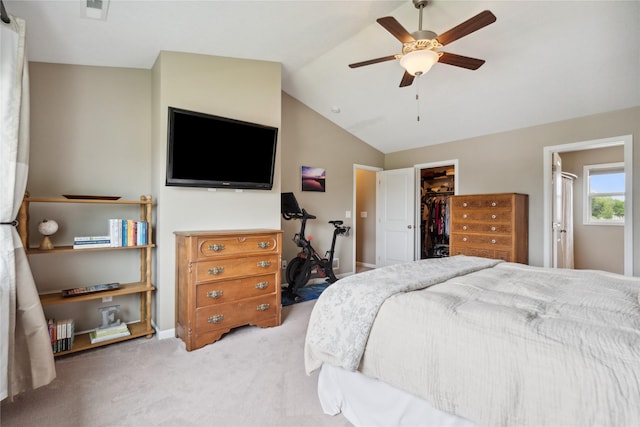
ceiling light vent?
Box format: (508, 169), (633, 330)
(81, 0), (109, 21)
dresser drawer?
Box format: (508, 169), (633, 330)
(450, 233), (512, 248)
(197, 233), (279, 259)
(195, 294), (278, 335)
(451, 195), (514, 210)
(450, 246), (513, 262)
(195, 254), (279, 283)
(450, 222), (513, 234)
(195, 274), (277, 307)
(451, 210), (513, 223)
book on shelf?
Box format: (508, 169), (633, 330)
(73, 242), (111, 249)
(48, 318), (75, 353)
(93, 321), (129, 338)
(108, 219), (148, 247)
(109, 219), (122, 247)
(74, 235), (110, 242)
(89, 327), (131, 344)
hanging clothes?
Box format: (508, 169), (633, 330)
(421, 194), (451, 258)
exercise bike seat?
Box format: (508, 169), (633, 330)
(329, 220), (343, 226)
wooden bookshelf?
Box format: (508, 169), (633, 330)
(17, 194), (156, 357)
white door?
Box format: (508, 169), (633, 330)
(551, 152), (563, 268)
(376, 168), (415, 267)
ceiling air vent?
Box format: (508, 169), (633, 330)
(81, 0), (109, 21)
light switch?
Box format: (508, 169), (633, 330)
(345, 211), (351, 218)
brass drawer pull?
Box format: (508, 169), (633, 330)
(462, 226), (467, 230)
(256, 303), (270, 311)
(491, 202), (497, 207)
(463, 202), (468, 207)
(207, 290), (223, 299)
(491, 239), (497, 244)
(491, 226), (496, 231)
(208, 314), (224, 324)
(463, 237), (468, 242)
(492, 214), (497, 219)
(208, 266), (224, 275)
(255, 281), (269, 290)
(208, 243), (225, 252)
(463, 214), (468, 219)
(257, 261), (271, 268)
(257, 241), (271, 249)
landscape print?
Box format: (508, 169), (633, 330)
(301, 166), (326, 192)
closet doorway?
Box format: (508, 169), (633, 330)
(415, 160), (458, 260)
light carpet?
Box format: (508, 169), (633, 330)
(1, 301), (352, 427)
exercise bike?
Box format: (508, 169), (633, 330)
(281, 192), (350, 299)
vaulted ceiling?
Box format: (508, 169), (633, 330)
(5, 0), (640, 153)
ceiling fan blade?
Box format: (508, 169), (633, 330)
(377, 16), (415, 44)
(438, 52), (486, 70)
(399, 71), (414, 87)
(436, 10), (496, 46)
(349, 55), (397, 68)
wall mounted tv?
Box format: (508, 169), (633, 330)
(166, 107), (278, 190)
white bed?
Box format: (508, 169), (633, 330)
(304, 255), (640, 427)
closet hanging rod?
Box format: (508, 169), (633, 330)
(1, 0), (10, 24)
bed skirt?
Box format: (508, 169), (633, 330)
(318, 363), (476, 427)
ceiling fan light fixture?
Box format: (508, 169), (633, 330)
(400, 49), (439, 76)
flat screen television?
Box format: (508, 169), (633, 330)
(166, 107), (278, 190)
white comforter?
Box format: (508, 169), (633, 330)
(304, 256), (640, 427)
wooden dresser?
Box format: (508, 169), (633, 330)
(449, 193), (528, 264)
(174, 229), (283, 351)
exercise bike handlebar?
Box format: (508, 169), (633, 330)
(282, 207), (316, 221)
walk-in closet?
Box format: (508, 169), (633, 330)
(420, 165), (455, 259)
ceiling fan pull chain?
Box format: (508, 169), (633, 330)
(416, 76), (421, 122)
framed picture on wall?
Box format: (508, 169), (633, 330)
(301, 166), (326, 192)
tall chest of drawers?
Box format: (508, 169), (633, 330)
(449, 193), (528, 264)
(174, 229), (283, 351)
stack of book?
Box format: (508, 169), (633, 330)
(109, 219), (148, 247)
(89, 322), (131, 344)
(48, 318), (75, 353)
(73, 235), (111, 249)
(73, 219), (149, 249)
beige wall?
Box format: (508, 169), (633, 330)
(561, 146), (624, 274)
(150, 52), (282, 332)
(279, 93), (384, 277)
(26, 63), (152, 331)
(385, 107), (640, 269)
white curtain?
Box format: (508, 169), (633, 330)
(1, 13), (56, 401)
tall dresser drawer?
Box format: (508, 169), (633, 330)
(194, 254), (279, 283)
(451, 195), (514, 210)
(450, 222), (513, 234)
(450, 234), (512, 248)
(452, 210), (513, 223)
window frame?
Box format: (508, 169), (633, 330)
(583, 162), (625, 226)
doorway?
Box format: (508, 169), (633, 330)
(415, 160), (458, 260)
(353, 164), (381, 273)
(543, 135), (633, 275)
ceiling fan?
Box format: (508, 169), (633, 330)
(349, 0), (496, 87)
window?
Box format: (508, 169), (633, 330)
(583, 162), (624, 225)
